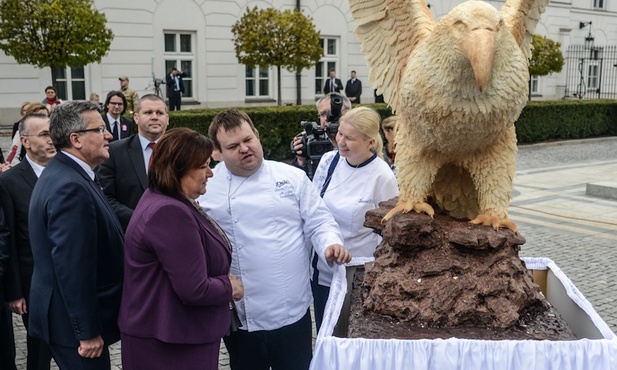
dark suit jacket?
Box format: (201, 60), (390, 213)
(0, 205), (9, 279)
(345, 78), (363, 104)
(323, 78), (343, 94)
(97, 135), (148, 231)
(118, 189), (232, 343)
(102, 114), (134, 141)
(28, 152), (124, 346)
(165, 72), (187, 96)
(0, 160), (38, 302)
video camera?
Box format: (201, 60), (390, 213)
(292, 94), (344, 178)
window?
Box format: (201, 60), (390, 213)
(164, 32), (194, 99)
(587, 64), (599, 89)
(53, 65), (86, 101)
(593, 0), (605, 9)
(315, 37), (339, 94)
(245, 66), (270, 97)
(530, 76), (540, 95)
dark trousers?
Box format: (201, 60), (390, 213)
(0, 289), (17, 370)
(310, 279), (330, 334)
(49, 343), (110, 370)
(223, 308), (312, 370)
(168, 91), (182, 111)
(22, 312), (53, 370)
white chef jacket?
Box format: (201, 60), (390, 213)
(311, 151), (399, 287)
(198, 160), (343, 332)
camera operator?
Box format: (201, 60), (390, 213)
(291, 93), (352, 178)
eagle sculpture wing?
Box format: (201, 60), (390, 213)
(500, 0), (551, 59)
(349, 0), (436, 113)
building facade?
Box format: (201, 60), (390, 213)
(0, 0), (615, 125)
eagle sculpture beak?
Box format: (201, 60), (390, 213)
(463, 28), (496, 92)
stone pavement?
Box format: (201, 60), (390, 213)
(6, 133), (617, 369)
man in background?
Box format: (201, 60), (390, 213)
(165, 67), (187, 111)
(0, 112), (56, 370)
(119, 76), (139, 117)
(102, 91), (134, 142)
(98, 94), (169, 230)
(323, 69), (343, 94)
(345, 70), (362, 104)
(290, 93), (352, 176)
(28, 101), (124, 370)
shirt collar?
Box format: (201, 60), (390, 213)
(106, 112), (120, 124)
(25, 154), (46, 178)
(138, 133), (158, 151)
(61, 151), (96, 180)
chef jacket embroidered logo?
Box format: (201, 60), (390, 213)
(275, 179), (293, 198)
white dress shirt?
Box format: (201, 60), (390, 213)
(137, 134), (157, 173)
(311, 151), (399, 286)
(198, 160), (343, 331)
(25, 154), (46, 178)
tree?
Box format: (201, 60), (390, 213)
(232, 7), (323, 106)
(0, 0), (113, 88)
(528, 35), (565, 99)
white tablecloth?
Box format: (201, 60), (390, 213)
(310, 257), (617, 370)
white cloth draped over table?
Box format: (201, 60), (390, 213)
(310, 257), (617, 370)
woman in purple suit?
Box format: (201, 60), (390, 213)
(119, 128), (243, 370)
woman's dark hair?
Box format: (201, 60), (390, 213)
(149, 128), (213, 198)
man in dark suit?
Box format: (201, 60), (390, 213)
(0, 204), (17, 370)
(0, 112), (56, 370)
(323, 69), (343, 94)
(28, 101), (124, 370)
(101, 91), (134, 142)
(165, 67), (187, 111)
(98, 94), (169, 230)
(345, 70), (363, 104)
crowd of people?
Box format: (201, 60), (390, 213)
(0, 69), (400, 370)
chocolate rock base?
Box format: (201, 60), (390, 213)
(347, 198), (576, 340)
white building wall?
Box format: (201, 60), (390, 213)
(1, 0), (616, 125)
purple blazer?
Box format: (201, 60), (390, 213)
(118, 189), (232, 344)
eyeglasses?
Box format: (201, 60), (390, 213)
(74, 125), (106, 135)
(22, 131), (51, 138)
(109, 102), (124, 106)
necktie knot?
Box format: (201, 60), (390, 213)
(148, 142), (156, 150)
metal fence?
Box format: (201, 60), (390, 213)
(563, 45), (617, 100)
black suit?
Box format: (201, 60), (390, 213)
(323, 78), (343, 94)
(345, 78), (362, 104)
(0, 204), (17, 370)
(28, 152), (124, 369)
(0, 159), (52, 370)
(97, 135), (148, 231)
(101, 114), (134, 142)
(166, 71), (187, 111)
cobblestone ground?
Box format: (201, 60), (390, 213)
(7, 133), (617, 369)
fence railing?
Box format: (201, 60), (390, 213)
(564, 44), (617, 100)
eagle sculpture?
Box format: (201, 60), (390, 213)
(348, 0), (549, 233)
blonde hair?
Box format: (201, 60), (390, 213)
(339, 106), (384, 159)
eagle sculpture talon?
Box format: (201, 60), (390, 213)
(381, 200), (435, 223)
(470, 213), (518, 234)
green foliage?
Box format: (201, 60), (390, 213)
(529, 35), (564, 77)
(515, 100), (617, 142)
(0, 0), (113, 69)
(232, 7), (323, 74)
